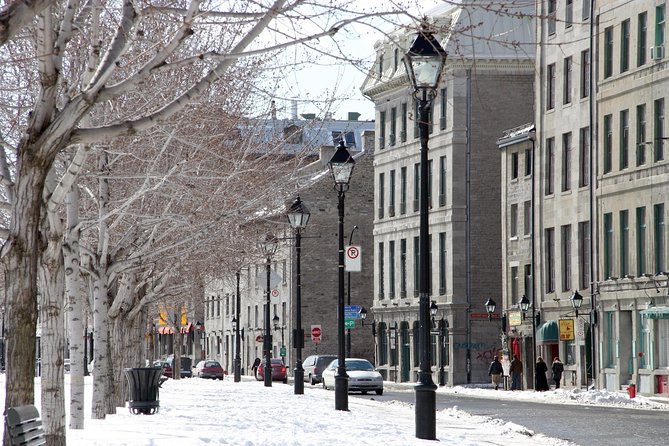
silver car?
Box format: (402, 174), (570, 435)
(321, 358), (383, 395)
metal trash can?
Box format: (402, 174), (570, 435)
(124, 367), (163, 414)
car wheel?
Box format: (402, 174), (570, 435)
(322, 380), (327, 390)
(310, 375), (316, 386)
(375, 389), (383, 396)
(283, 378), (288, 384)
(361, 391), (367, 395)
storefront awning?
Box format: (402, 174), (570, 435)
(536, 320), (559, 344)
(640, 307), (669, 319)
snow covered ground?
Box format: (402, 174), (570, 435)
(2, 374), (666, 446)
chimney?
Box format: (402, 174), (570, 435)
(292, 100), (298, 120)
(348, 112), (361, 121)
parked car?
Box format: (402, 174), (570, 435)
(193, 359), (226, 380)
(256, 358), (288, 383)
(302, 354), (337, 385)
(154, 356), (192, 378)
(321, 358), (383, 395)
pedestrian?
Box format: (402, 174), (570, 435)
(551, 357), (564, 389)
(509, 355), (523, 390)
(252, 357), (261, 379)
(488, 356), (503, 390)
(535, 356), (549, 391)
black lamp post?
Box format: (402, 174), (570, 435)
(519, 294), (530, 316)
(404, 23), (446, 440)
(328, 139), (355, 411)
(261, 233), (278, 387)
(570, 290), (583, 318)
(233, 269), (242, 382)
(287, 195), (310, 395)
(346, 225), (359, 358)
(485, 298), (497, 321)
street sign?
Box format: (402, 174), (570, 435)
(345, 245), (361, 272)
(280, 346), (286, 357)
(255, 335), (263, 343)
(344, 319), (355, 329)
(344, 305), (362, 319)
(311, 325), (322, 343)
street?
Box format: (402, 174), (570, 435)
(352, 388), (669, 446)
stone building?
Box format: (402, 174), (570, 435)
(361, 1), (535, 385)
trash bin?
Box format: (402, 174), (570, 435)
(627, 383), (636, 399)
(124, 367), (163, 414)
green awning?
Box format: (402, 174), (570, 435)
(536, 320), (559, 344)
(640, 307), (669, 319)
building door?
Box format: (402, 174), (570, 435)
(400, 322), (410, 382)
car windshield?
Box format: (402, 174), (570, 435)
(328, 359), (374, 371)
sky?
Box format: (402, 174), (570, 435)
(5, 374), (667, 446)
(272, 0), (446, 122)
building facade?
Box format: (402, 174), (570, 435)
(362, 2), (536, 385)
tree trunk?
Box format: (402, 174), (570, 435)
(38, 227), (66, 446)
(90, 273), (110, 419)
(64, 185), (85, 429)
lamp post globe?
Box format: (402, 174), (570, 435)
(261, 233), (278, 387)
(328, 140), (355, 411)
(403, 22), (447, 441)
(485, 298), (497, 321)
(519, 294), (530, 313)
(286, 195), (310, 395)
(570, 290), (583, 318)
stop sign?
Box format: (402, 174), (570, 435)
(311, 327), (322, 338)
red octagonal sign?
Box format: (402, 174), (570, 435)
(311, 327), (322, 338)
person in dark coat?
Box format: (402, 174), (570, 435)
(509, 355), (523, 390)
(535, 356), (549, 391)
(252, 357), (261, 379)
(551, 357), (564, 389)
(488, 356), (504, 390)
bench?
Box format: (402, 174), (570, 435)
(5, 405), (46, 446)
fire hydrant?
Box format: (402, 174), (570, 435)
(628, 384), (636, 398)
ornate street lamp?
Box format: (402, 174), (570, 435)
(233, 268), (242, 382)
(403, 22), (446, 440)
(519, 294), (530, 320)
(287, 195), (310, 395)
(485, 298), (497, 321)
(570, 290), (583, 318)
(261, 233), (278, 387)
(328, 140), (355, 411)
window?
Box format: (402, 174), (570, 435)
(378, 172), (385, 219)
(654, 98), (665, 161)
(603, 114), (612, 173)
(604, 212), (614, 279)
(525, 148), (532, 176)
(545, 228), (555, 293)
(390, 107), (397, 146)
(581, 49), (590, 98)
(620, 109), (629, 169)
(637, 104), (647, 166)
(378, 242), (384, 299)
(621, 19), (630, 73)
(511, 152), (519, 179)
(656, 4), (666, 47)
(604, 27), (613, 78)
(655, 203), (665, 273)
(579, 126), (590, 187)
(389, 169), (396, 217)
(428, 159), (433, 208)
(524, 264), (532, 297)
(605, 312), (616, 368)
(548, 0), (556, 35)
(565, 0), (573, 28)
(400, 166), (407, 214)
(582, 0), (590, 21)
(563, 56), (572, 104)
(401, 103), (407, 142)
(562, 132), (572, 191)
(413, 163), (420, 212)
(578, 221), (591, 289)
(400, 238), (407, 297)
(439, 156), (446, 207)
(332, 131), (356, 148)
(440, 88), (447, 130)
(379, 111), (386, 149)
(378, 323), (387, 365)
(510, 203), (518, 238)
(393, 48), (399, 72)
(561, 225), (572, 292)
(545, 137), (554, 195)
(378, 54), (384, 79)
(389, 240), (396, 299)
(413, 236), (420, 297)
(511, 266), (519, 302)
(638, 12), (648, 67)
(439, 233), (446, 295)
(547, 63), (556, 110)
(637, 207), (647, 275)
(620, 210), (629, 277)
(524, 200), (531, 236)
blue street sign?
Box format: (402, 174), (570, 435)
(345, 305), (361, 313)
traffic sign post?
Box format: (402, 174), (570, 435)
(345, 245), (361, 272)
(344, 319), (355, 329)
(311, 325), (322, 343)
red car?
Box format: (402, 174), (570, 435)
(256, 358), (288, 383)
(193, 359), (226, 380)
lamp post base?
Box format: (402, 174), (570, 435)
(415, 377), (437, 440)
(334, 374), (349, 411)
(294, 362), (304, 395)
(234, 357), (241, 383)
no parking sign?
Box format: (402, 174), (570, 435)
(345, 245), (361, 272)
